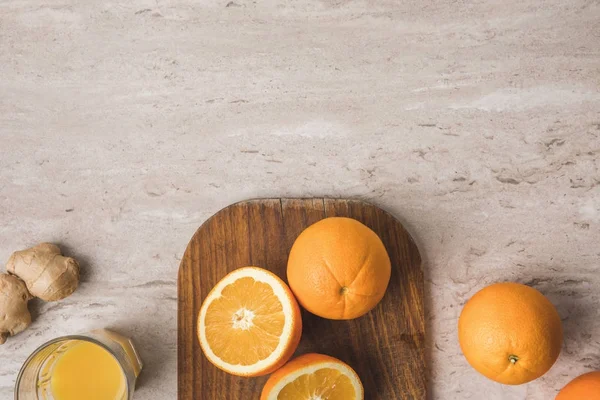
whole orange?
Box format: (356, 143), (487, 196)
(556, 371), (600, 400)
(286, 217), (391, 320)
(458, 282), (563, 385)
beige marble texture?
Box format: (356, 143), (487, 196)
(1, 0), (599, 398)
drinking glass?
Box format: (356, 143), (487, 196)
(14, 329), (143, 400)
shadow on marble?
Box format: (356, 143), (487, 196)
(105, 320), (176, 392)
(55, 241), (93, 284)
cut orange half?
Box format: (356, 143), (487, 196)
(197, 267), (302, 377)
(260, 353), (364, 400)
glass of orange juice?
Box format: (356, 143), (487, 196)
(15, 329), (142, 400)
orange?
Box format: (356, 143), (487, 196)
(197, 267), (302, 377)
(458, 282), (563, 385)
(556, 371), (600, 400)
(287, 217), (391, 320)
(260, 353), (364, 400)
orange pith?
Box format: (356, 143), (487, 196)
(198, 267), (302, 377)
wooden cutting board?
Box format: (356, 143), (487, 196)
(178, 198), (426, 399)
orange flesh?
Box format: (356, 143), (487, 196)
(277, 368), (356, 399)
(205, 276), (284, 365)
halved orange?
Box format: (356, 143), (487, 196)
(260, 353), (364, 400)
(197, 267), (302, 377)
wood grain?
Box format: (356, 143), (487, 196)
(178, 198), (426, 399)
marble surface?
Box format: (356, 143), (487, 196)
(1, 0), (599, 398)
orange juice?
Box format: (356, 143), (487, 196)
(50, 341), (126, 400)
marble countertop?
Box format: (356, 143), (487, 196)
(1, 0), (599, 399)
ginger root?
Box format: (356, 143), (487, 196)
(7, 243), (80, 302)
(0, 273), (32, 344)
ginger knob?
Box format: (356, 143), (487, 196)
(0, 273), (32, 344)
(7, 243), (80, 302)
